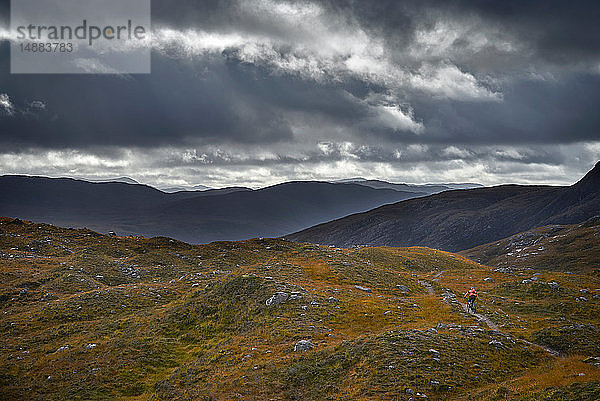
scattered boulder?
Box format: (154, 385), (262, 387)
(583, 357), (600, 366)
(521, 279), (532, 284)
(294, 340), (315, 352)
(396, 285), (411, 293)
(488, 340), (504, 349)
(484, 278), (494, 283)
(265, 292), (289, 306)
(55, 345), (70, 352)
(548, 282), (559, 289)
(289, 291), (303, 300)
(354, 285), (372, 293)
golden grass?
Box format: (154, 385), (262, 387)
(461, 356), (600, 401)
(1, 217), (599, 400)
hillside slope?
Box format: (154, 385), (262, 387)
(460, 216), (600, 273)
(1, 218), (599, 400)
(287, 162), (600, 252)
(0, 176), (425, 243)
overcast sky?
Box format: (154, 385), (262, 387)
(1, 0), (599, 188)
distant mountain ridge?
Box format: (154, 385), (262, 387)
(160, 184), (214, 193)
(79, 176), (141, 185)
(333, 178), (482, 194)
(0, 175), (427, 243)
(287, 162), (600, 252)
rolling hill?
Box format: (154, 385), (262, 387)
(1, 217), (599, 400)
(0, 176), (426, 244)
(460, 216), (600, 273)
(287, 162), (600, 252)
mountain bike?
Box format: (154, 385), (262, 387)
(467, 298), (477, 314)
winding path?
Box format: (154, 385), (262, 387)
(460, 301), (499, 331)
(418, 280), (435, 295)
(420, 279), (560, 357)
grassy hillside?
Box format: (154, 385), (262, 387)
(1, 217), (599, 400)
(460, 216), (600, 273)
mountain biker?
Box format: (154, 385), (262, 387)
(464, 287), (478, 309)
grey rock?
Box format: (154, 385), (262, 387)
(354, 285), (372, 293)
(548, 282), (559, 289)
(488, 340), (504, 349)
(405, 388), (415, 395)
(396, 285), (411, 293)
(583, 357), (600, 366)
(483, 277), (494, 283)
(294, 339), (315, 352)
(266, 292), (289, 306)
(521, 279), (532, 284)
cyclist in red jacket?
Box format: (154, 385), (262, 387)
(464, 287), (478, 312)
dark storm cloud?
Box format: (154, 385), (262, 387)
(0, 0), (599, 186)
(320, 0), (600, 64)
(410, 73), (600, 145)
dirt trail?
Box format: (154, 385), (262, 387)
(460, 302), (499, 331)
(418, 280), (435, 295)
(420, 279), (559, 357)
(459, 298), (559, 356)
